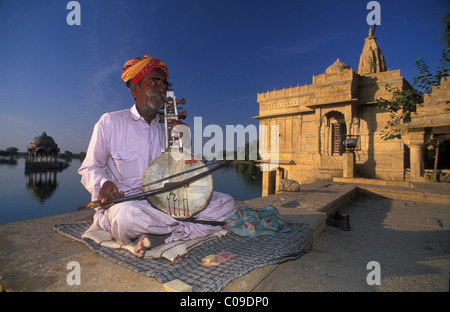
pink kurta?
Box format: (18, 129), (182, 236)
(78, 104), (236, 244)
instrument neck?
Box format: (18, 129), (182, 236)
(163, 89), (183, 151)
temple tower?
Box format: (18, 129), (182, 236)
(358, 27), (388, 75)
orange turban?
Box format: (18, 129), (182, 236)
(121, 55), (169, 89)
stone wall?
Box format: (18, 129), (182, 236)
(413, 77), (450, 122)
(256, 61), (409, 194)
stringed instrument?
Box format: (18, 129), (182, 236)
(142, 90), (213, 219)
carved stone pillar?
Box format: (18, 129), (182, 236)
(409, 144), (424, 181)
(262, 169), (276, 196)
(343, 151), (355, 178)
(262, 170), (270, 197)
(275, 167), (284, 193)
(315, 109), (322, 169)
(401, 128), (425, 181)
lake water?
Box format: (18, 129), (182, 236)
(0, 157), (262, 224)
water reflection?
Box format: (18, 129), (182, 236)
(232, 162), (263, 185)
(26, 170), (59, 203)
(0, 157), (263, 223)
(211, 161), (263, 201)
(0, 157), (87, 223)
(0, 158), (18, 165)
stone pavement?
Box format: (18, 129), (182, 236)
(0, 179), (449, 292)
(256, 196), (450, 291)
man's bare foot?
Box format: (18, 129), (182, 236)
(134, 234), (152, 258)
(134, 233), (170, 258)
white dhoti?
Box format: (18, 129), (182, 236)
(93, 191), (236, 245)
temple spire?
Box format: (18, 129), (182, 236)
(358, 27), (387, 75)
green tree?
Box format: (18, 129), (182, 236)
(413, 48), (450, 95)
(377, 13), (450, 141)
(377, 86), (423, 140)
(377, 48), (449, 140)
(4, 147), (19, 161)
(6, 147), (18, 154)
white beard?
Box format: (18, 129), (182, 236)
(144, 91), (166, 112)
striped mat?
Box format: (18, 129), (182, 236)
(53, 221), (312, 292)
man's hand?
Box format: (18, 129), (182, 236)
(168, 119), (187, 128)
(98, 181), (124, 209)
(169, 120), (189, 144)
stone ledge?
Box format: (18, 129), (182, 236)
(333, 177), (411, 187)
(5, 179), (446, 292)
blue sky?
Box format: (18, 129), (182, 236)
(0, 0), (448, 153)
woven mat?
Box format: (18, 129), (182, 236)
(53, 221), (313, 292)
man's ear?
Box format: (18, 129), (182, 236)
(131, 86), (138, 99)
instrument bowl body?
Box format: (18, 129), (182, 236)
(142, 150), (213, 219)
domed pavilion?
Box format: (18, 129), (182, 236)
(27, 132), (60, 164)
(25, 132), (68, 170)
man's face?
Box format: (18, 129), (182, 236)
(132, 69), (168, 114)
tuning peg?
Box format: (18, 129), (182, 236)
(176, 98), (186, 105)
(178, 111), (187, 120)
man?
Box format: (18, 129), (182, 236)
(78, 55), (237, 257)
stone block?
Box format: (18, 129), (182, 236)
(342, 152), (355, 178)
(163, 279), (193, 292)
(278, 178), (301, 192)
(374, 141), (402, 151)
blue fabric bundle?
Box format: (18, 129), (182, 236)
(224, 205), (291, 237)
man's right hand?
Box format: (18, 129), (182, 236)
(98, 181), (124, 209)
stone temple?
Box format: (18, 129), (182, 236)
(255, 28), (450, 196)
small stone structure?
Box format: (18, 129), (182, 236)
(398, 77), (450, 181)
(25, 132), (68, 170)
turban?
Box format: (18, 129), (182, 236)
(121, 55), (169, 89)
